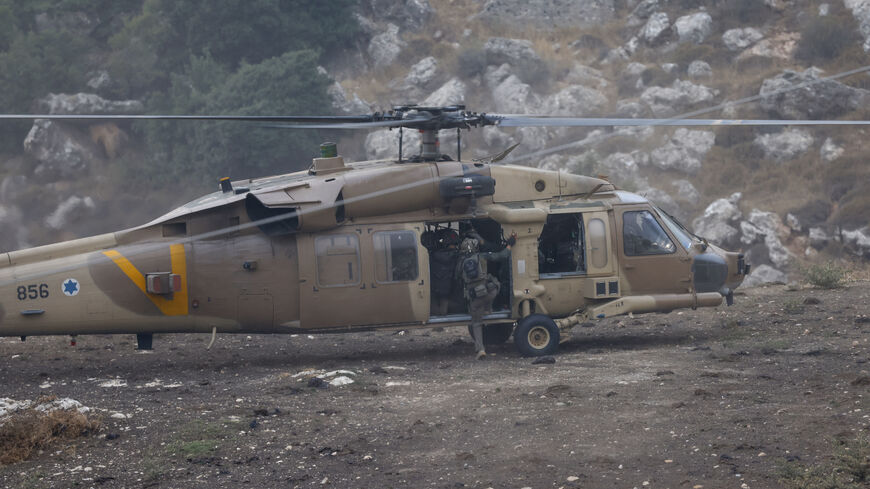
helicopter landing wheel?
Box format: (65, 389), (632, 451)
(514, 314), (559, 357)
(467, 322), (515, 345)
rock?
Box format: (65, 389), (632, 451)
(45, 196), (96, 230)
(820, 137), (843, 162)
(742, 264), (788, 287)
(405, 56), (438, 87)
(367, 0), (433, 30)
(328, 82), (372, 115)
(691, 192), (742, 247)
(722, 27), (764, 51)
(673, 179), (700, 205)
(514, 126), (550, 151)
(624, 62), (649, 78)
(542, 85), (607, 116)
(482, 126), (516, 149)
(24, 120), (99, 181)
(649, 129), (715, 174)
(742, 209), (792, 267)
(364, 129), (420, 160)
(661, 63), (678, 73)
(423, 78), (466, 106)
(368, 23), (404, 68)
(0, 205), (28, 251)
(597, 151), (647, 186)
(564, 64), (609, 89)
(687, 60), (712, 78)
(640, 187), (684, 220)
(809, 227), (831, 249)
(37, 93), (142, 115)
(759, 68), (869, 119)
(614, 100), (649, 118)
(819, 3), (830, 15)
(484, 37), (541, 66)
(673, 12), (712, 44)
(842, 227), (870, 258)
(476, 0), (616, 29)
(786, 213), (802, 232)
(490, 74), (540, 114)
(640, 80), (718, 117)
(640, 12), (670, 44)
(738, 32), (799, 60)
(631, 0), (660, 20)
(754, 129), (814, 161)
(86, 71), (111, 92)
(844, 0), (870, 51)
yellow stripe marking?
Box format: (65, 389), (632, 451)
(102, 244), (189, 316)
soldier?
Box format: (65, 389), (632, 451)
(457, 232), (516, 359)
(430, 230), (460, 315)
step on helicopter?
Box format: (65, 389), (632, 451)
(1, 93), (869, 357)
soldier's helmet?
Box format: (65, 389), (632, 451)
(460, 238), (479, 253)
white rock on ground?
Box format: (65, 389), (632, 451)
(742, 264), (788, 287)
(484, 37), (542, 67)
(476, 0), (616, 28)
(722, 27), (764, 51)
(759, 67), (870, 119)
(742, 209), (792, 268)
(673, 12), (712, 44)
(673, 179), (700, 205)
(687, 60), (712, 78)
(649, 129), (715, 174)
(808, 227), (830, 249)
(844, 0), (870, 51)
(38, 92), (142, 114)
(640, 12), (670, 44)
(641, 80), (718, 117)
(542, 85), (607, 116)
(368, 23), (404, 68)
(691, 192), (742, 247)
(365, 129), (420, 160)
(820, 137), (844, 162)
(754, 129), (814, 161)
(328, 82), (371, 115)
(490, 75), (541, 114)
(423, 78), (466, 106)
(842, 227), (870, 258)
(24, 120), (97, 181)
(405, 56), (438, 87)
(738, 32), (799, 60)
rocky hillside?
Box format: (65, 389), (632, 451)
(2, 0), (869, 286)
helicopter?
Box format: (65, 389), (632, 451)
(0, 102), (869, 357)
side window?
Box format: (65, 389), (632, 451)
(315, 234), (360, 287)
(587, 217), (608, 268)
(538, 214), (585, 275)
(623, 210), (675, 256)
(373, 230), (419, 283)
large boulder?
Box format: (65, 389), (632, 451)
(754, 129), (814, 161)
(673, 179), (700, 206)
(742, 264), (788, 287)
(820, 137), (844, 162)
(759, 68), (869, 119)
(738, 32), (798, 60)
(364, 129), (420, 160)
(328, 82), (372, 115)
(673, 12), (712, 44)
(24, 120), (99, 181)
(687, 60), (712, 79)
(844, 0), (870, 51)
(649, 129), (715, 174)
(483, 37), (545, 78)
(490, 74), (541, 114)
(368, 23), (404, 68)
(842, 227), (870, 258)
(367, 0), (433, 30)
(740, 209), (792, 268)
(691, 192), (742, 248)
(476, 0), (615, 28)
(405, 57), (439, 88)
(640, 80), (718, 117)
(564, 64), (609, 89)
(422, 78), (466, 106)
(37, 93), (142, 115)
(45, 195), (96, 230)
(542, 85), (608, 116)
(722, 27), (764, 51)
(640, 12), (671, 44)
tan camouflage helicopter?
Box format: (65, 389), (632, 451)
(1, 97), (869, 356)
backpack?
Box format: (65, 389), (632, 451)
(460, 254), (484, 283)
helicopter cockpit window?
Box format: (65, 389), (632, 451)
(538, 213), (585, 276)
(622, 210), (675, 256)
(655, 207), (694, 250)
(373, 230), (419, 283)
(315, 234), (360, 287)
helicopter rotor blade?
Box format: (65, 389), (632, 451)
(489, 115), (870, 127)
(0, 114), (380, 123)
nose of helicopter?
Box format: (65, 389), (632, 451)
(692, 250), (749, 306)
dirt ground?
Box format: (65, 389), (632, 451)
(1, 281), (870, 489)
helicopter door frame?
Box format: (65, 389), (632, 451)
(616, 205), (693, 296)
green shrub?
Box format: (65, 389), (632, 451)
(779, 435), (870, 489)
(795, 16), (860, 64)
(803, 262), (847, 289)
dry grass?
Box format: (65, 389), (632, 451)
(0, 398), (100, 465)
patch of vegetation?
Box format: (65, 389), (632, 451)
(779, 436), (870, 489)
(0, 402), (101, 465)
(803, 262), (847, 289)
(782, 298), (805, 315)
(166, 439), (218, 458)
(164, 419), (239, 460)
(795, 15), (861, 65)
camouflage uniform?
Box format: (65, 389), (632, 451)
(458, 238), (511, 357)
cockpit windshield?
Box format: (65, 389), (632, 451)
(655, 206), (695, 250)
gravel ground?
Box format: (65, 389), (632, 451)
(2, 281), (870, 489)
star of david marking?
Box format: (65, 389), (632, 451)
(62, 278), (79, 296)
